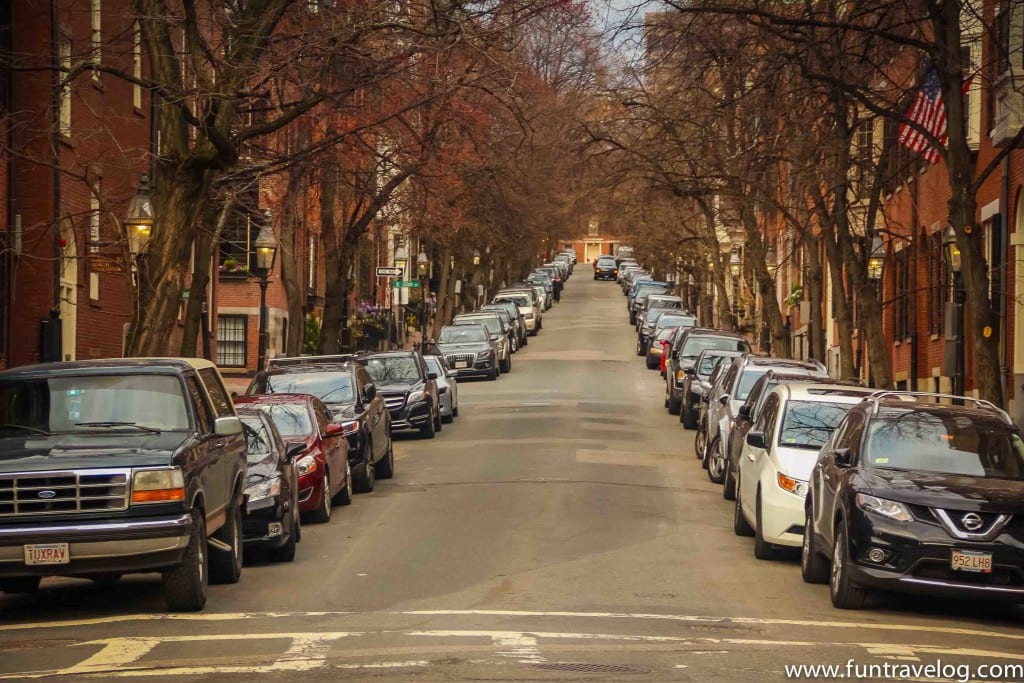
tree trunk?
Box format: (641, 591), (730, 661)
(804, 233), (826, 363)
(278, 171), (307, 356)
(433, 247), (451, 338)
(180, 196), (231, 358)
(740, 199), (790, 357)
(822, 222), (856, 380)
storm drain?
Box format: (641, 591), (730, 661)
(531, 663), (645, 674)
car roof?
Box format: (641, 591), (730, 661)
(742, 356), (825, 371)
(685, 327), (746, 339)
(865, 392), (1014, 425)
(259, 362), (357, 376)
(778, 382), (876, 403)
(649, 294), (682, 301)
(0, 357), (215, 378)
(268, 353), (363, 368)
(235, 393), (317, 405)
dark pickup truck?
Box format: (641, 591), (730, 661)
(0, 358), (247, 611)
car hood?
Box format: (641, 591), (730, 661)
(246, 451), (281, 486)
(774, 445), (824, 482)
(860, 468), (1024, 512)
(0, 431), (189, 473)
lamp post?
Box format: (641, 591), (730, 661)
(943, 225), (965, 397)
(254, 209), (278, 372)
(417, 250), (429, 342)
(729, 250), (742, 326)
(125, 174), (154, 260)
(867, 236), (885, 282)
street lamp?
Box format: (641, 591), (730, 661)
(417, 250), (430, 341)
(125, 174), (154, 257)
(254, 209), (278, 372)
(867, 236), (885, 281)
(473, 249), (481, 266)
(394, 244), (408, 273)
(729, 251), (742, 278)
(943, 224), (966, 397)
(765, 246), (778, 278)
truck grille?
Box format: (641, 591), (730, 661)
(382, 394), (406, 411)
(445, 353), (476, 366)
(0, 469), (130, 517)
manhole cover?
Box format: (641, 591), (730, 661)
(532, 663), (644, 674)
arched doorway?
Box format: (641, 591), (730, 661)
(59, 223), (77, 361)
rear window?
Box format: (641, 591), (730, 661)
(735, 369), (768, 400)
(697, 354), (732, 377)
(779, 401), (852, 449)
(254, 371), (354, 404)
(864, 412), (1024, 479)
(596, 257), (616, 266)
(657, 314), (695, 329)
(250, 403), (314, 438)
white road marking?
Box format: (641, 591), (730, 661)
(53, 638), (160, 676)
(0, 611), (350, 633)
(491, 633), (546, 664)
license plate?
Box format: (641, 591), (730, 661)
(24, 543), (69, 565)
(951, 549), (992, 573)
(455, 361), (469, 368)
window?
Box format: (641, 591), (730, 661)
(198, 368), (233, 417)
(89, 185), (100, 253)
(218, 194), (261, 273)
(984, 217), (1005, 313)
(928, 232), (948, 335)
(216, 315), (247, 367)
(308, 234), (318, 290)
(185, 374), (214, 433)
(59, 37), (71, 136)
(132, 22), (142, 109)
(894, 247), (911, 340)
(996, 1), (1010, 75)
(90, 0), (101, 78)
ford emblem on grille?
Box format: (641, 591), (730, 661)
(37, 490), (57, 499)
(961, 512), (984, 531)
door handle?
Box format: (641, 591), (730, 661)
(214, 440), (225, 449)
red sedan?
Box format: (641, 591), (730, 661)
(234, 394), (351, 523)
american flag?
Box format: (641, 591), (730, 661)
(898, 63), (970, 165)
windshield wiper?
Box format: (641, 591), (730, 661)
(0, 423), (51, 436)
(74, 421), (161, 434)
(318, 386), (353, 403)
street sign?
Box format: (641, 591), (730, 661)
(394, 280), (421, 288)
(376, 266), (403, 277)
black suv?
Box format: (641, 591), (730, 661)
(594, 255), (617, 280)
(0, 358), (247, 611)
(803, 392), (1024, 609)
(246, 358), (393, 493)
(363, 351), (442, 438)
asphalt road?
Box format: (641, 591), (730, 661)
(1, 276), (1023, 681)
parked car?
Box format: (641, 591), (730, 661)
(477, 305), (520, 353)
(647, 326), (679, 371)
(237, 408), (300, 562)
(245, 360), (393, 492)
(594, 255), (617, 280)
(667, 329), (751, 428)
(638, 308), (695, 360)
(628, 283), (673, 324)
(436, 324), (499, 381)
(424, 354), (459, 423)
(0, 358), (247, 611)
(234, 394), (353, 520)
(453, 312), (512, 373)
(494, 290), (541, 336)
(526, 274), (554, 308)
(669, 348), (742, 416)
(734, 383), (875, 560)
(615, 246), (635, 265)
(704, 356), (828, 483)
(803, 392), (1024, 609)
(481, 301), (528, 348)
(723, 371), (859, 500)
(364, 351), (442, 438)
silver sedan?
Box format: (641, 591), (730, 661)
(425, 355), (459, 423)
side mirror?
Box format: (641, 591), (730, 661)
(835, 447), (853, 467)
(746, 431), (766, 449)
(738, 405), (751, 420)
(683, 366), (695, 375)
(325, 423), (344, 437)
(719, 394), (729, 406)
(285, 442), (307, 460)
(364, 383), (376, 400)
(214, 416), (242, 436)
(446, 370), (457, 379)
(427, 372), (439, 380)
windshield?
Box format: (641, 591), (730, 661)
(240, 415), (275, 462)
(440, 325), (488, 343)
(864, 413), (1024, 479)
(259, 371), (354, 404)
(682, 336), (749, 359)
(456, 317), (501, 336)
(253, 403), (313, 437)
(697, 354), (732, 378)
(657, 315), (694, 329)
(779, 402), (852, 450)
(655, 327), (677, 341)
(735, 369), (768, 400)
(596, 258), (615, 266)
(0, 374), (189, 434)
(365, 356), (422, 383)
(495, 294), (531, 307)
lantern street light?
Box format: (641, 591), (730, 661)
(416, 250), (430, 342)
(729, 250), (742, 277)
(394, 244), (408, 273)
(473, 249), (481, 266)
(125, 174), (154, 258)
(254, 209), (278, 372)
(765, 245), (778, 278)
(866, 236), (885, 281)
(943, 224), (966, 397)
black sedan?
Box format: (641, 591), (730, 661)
(237, 409), (300, 562)
(594, 255), (617, 280)
(803, 392), (1024, 608)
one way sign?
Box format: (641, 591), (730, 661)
(376, 266), (404, 277)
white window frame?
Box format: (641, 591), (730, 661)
(59, 37), (71, 136)
(91, 0), (102, 80)
(132, 22), (142, 109)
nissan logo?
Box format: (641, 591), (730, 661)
(37, 490), (57, 500)
(961, 512), (985, 531)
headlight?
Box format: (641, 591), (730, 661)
(338, 420), (359, 436)
(245, 477), (281, 503)
(777, 473), (808, 498)
(295, 454), (318, 476)
(476, 350), (491, 359)
(855, 493), (913, 522)
(131, 467), (185, 504)
(408, 389), (426, 403)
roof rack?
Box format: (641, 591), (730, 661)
(267, 353), (364, 368)
(866, 391), (1012, 422)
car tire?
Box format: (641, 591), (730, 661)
(668, 394), (681, 415)
(420, 411), (437, 438)
(682, 396), (698, 429)
(645, 356), (658, 370)
(801, 504), (829, 584)
(338, 459), (358, 500)
(694, 425), (707, 460)
(442, 408), (454, 424)
(754, 490), (782, 560)
(0, 576), (42, 594)
(830, 523), (867, 609)
(487, 367), (498, 381)
(308, 471), (332, 523)
(733, 472), (755, 537)
(161, 508), (208, 612)
(452, 403), (459, 418)
(500, 356), (511, 373)
(723, 459), (736, 500)
(707, 438), (726, 484)
(271, 513), (298, 563)
(209, 497), (243, 585)
(377, 440), (395, 479)
(636, 340), (645, 356)
(434, 408), (443, 433)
